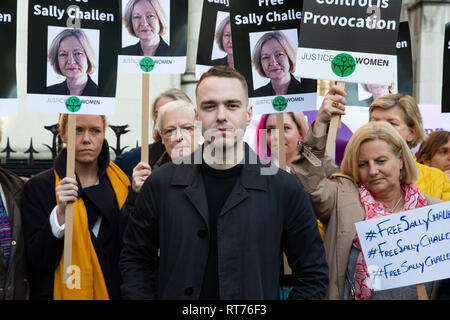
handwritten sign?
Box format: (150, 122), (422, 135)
(355, 202), (450, 291)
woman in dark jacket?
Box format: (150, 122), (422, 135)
(121, 0), (170, 57)
(21, 114), (129, 300)
(0, 167), (28, 300)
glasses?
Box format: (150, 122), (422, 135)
(161, 124), (195, 138)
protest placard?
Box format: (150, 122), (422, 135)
(27, 0), (120, 115)
(0, 0), (17, 116)
(196, 0), (232, 79)
(345, 21), (413, 107)
(355, 201), (450, 292)
(442, 22), (450, 114)
(296, 0), (402, 85)
(230, 0), (317, 115)
(118, 0), (188, 74)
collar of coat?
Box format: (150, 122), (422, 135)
(170, 142), (268, 192)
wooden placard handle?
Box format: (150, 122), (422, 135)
(63, 114), (76, 283)
(276, 113), (287, 171)
(416, 283), (429, 300)
(275, 113), (292, 275)
(325, 81), (345, 158)
(141, 73), (150, 164)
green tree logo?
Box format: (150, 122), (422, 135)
(65, 96), (82, 113)
(331, 53), (356, 77)
(272, 96), (288, 112)
(140, 57), (155, 72)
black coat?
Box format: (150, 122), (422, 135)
(46, 75), (98, 97)
(253, 74), (317, 97)
(0, 168), (28, 300)
(120, 144), (329, 300)
(210, 56), (229, 67)
(114, 140), (167, 178)
(21, 141), (128, 300)
(121, 38), (170, 56)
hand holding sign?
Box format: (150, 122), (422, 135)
(355, 201), (450, 297)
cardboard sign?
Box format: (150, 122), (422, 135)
(355, 201), (450, 292)
(0, 0), (17, 116)
(296, 0), (402, 85)
(230, 0), (317, 114)
(195, 0), (232, 79)
(27, 0), (120, 115)
(118, 0), (188, 74)
(442, 22), (450, 113)
(345, 21), (413, 107)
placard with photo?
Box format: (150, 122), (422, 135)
(118, 0), (188, 74)
(27, 0), (121, 115)
(196, 0), (232, 79)
(230, 0), (317, 115)
(0, 0), (18, 116)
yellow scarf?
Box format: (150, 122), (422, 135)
(53, 161), (130, 300)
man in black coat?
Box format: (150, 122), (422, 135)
(120, 66), (328, 300)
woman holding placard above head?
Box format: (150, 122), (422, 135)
(115, 88), (192, 178)
(251, 31), (315, 97)
(21, 114), (130, 300)
(369, 94), (450, 201)
(211, 15), (234, 68)
(47, 28), (98, 97)
(121, 0), (169, 56)
(255, 112), (338, 239)
(290, 86), (441, 299)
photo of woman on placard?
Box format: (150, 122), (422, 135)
(211, 15), (234, 68)
(121, 0), (169, 56)
(251, 30), (316, 97)
(47, 28), (98, 97)
(345, 81), (396, 107)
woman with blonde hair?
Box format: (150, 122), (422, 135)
(211, 15), (234, 68)
(121, 0), (169, 56)
(290, 86), (441, 299)
(21, 114), (130, 299)
(251, 31), (316, 96)
(47, 28), (97, 96)
(369, 94), (450, 201)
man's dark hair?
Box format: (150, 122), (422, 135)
(196, 66), (249, 98)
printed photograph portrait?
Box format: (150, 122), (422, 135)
(345, 71), (398, 107)
(121, 0), (171, 56)
(46, 26), (100, 97)
(210, 11), (233, 68)
(249, 28), (316, 97)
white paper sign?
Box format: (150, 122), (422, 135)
(355, 202), (450, 291)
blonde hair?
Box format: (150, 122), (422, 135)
(123, 0), (168, 38)
(156, 100), (195, 133)
(369, 94), (426, 148)
(251, 31), (296, 78)
(215, 16), (230, 52)
(48, 28), (96, 76)
(341, 121), (418, 184)
(58, 114), (107, 138)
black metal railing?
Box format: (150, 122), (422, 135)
(0, 124), (132, 177)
